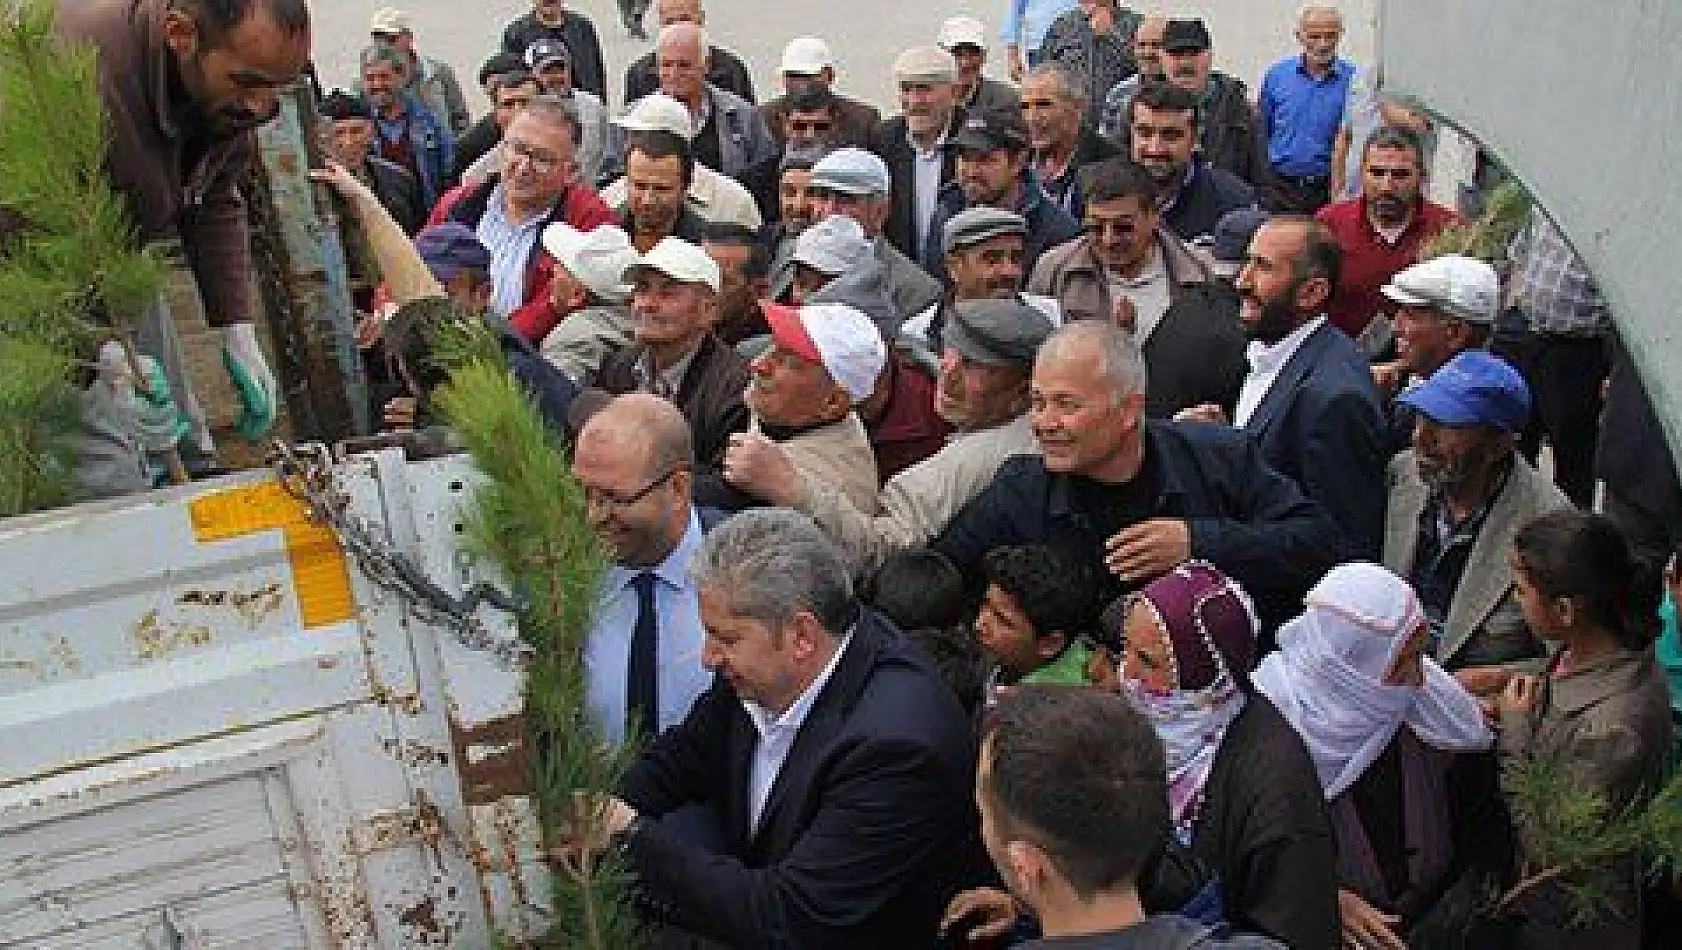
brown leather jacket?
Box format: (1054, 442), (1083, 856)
(55, 0), (258, 326)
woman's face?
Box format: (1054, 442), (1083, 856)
(1119, 602), (1177, 695)
(1510, 552), (1562, 635)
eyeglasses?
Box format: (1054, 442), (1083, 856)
(505, 138), (561, 174)
(582, 467), (684, 509)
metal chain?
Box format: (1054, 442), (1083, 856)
(273, 441), (533, 670)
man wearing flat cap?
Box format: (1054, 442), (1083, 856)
(731, 297), (1053, 577)
(1374, 253), (1499, 451)
(1384, 350), (1568, 675)
(879, 46), (964, 263)
(923, 108), (1082, 279)
(900, 206), (1062, 379)
(321, 90), (426, 237)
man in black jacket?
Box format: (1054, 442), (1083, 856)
(934, 320), (1343, 632)
(595, 508), (988, 947)
(1127, 81), (1258, 244)
(499, 0), (606, 99)
(321, 90), (424, 235)
(878, 46), (962, 263)
(621, 0), (753, 106)
(1152, 19), (1271, 189)
(1021, 62), (1120, 219)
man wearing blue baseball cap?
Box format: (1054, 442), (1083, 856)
(1383, 349), (1571, 674)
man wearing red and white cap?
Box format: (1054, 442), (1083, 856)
(725, 303), (886, 514)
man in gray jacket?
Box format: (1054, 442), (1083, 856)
(652, 23), (777, 184)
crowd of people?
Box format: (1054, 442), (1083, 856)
(57, 0), (1682, 947)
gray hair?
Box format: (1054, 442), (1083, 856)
(518, 94), (583, 146)
(1036, 321), (1148, 401)
(360, 43), (406, 73)
(1297, 3), (1344, 25)
(1024, 62), (1088, 105)
(690, 509), (857, 634)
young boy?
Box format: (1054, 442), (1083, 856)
(976, 544), (1104, 703)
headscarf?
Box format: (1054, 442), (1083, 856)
(1105, 562), (1257, 834)
(1251, 562), (1493, 800)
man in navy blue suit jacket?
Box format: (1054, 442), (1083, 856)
(1184, 215), (1387, 561)
(594, 508), (988, 948)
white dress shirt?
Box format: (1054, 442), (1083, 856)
(1233, 316), (1326, 428)
(911, 134), (947, 252)
(742, 631), (854, 832)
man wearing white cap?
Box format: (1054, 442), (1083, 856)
(622, 0), (754, 107)
(725, 302), (885, 514)
(938, 16), (1021, 120)
(1373, 253), (1499, 451)
(599, 93), (763, 229)
(879, 46), (963, 263)
(538, 223), (640, 380)
(760, 37), (882, 151)
(369, 6), (469, 136)
(594, 237), (754, 510)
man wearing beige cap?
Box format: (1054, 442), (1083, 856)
(879, 46), (962, 262)
(594, 237), (754, 510)
(725, 302), (885, 513)
(369, 7), (469, 136)
(538, 223), (640, 381)
(938, 16), (1021, 120)
(599, 93), (762, 229)
(761, 37), (882, 151)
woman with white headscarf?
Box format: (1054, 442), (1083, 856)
(1253, 561), (1508, 950)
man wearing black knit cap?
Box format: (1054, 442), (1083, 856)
(321, 90), (425, 235)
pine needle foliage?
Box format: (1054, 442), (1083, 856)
(0, 0), (165, 514)
(1497, 751), (1682, 929)
(1417, 179), (1532, 264)
(432, 335), (646, 949)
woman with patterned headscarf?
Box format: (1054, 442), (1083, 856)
(1252, 561), (1507, 950)
(1106, 561), (1339, 950)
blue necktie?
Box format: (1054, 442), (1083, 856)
(627, 572), (659, 736)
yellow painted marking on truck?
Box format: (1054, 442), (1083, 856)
(187, 482), (355, 628)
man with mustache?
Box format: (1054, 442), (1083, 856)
(360, 43), (454, 210)
(1315, 125), (1462, 345)
(55, 0), (310, 496)
(499, 0), (606, 97)
(879, 46), (963, 264)
(1126, 80), (1258, 245)
(1146, 18), (1271, 189)
(1257, 4), (1355, 213)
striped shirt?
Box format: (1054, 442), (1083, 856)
(475, 183), (551, 319)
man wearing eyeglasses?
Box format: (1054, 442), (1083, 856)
(572, 393), (718, 744)
(429, 96), (619, 344)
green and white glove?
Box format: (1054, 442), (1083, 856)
(135, 354), (191, 453)
(221, 322), (278, 440)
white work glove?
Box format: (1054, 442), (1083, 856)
(221, 322), (278, 440)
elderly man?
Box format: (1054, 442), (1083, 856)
(1384, 350), (1569, 675)
(622, 0), (753, 105)
(573, 394), (717, 744)
(600, 93), (762, 229)
(1372, 254), (1499, 451)
(1095, 12), (1164, 140)
(593, 237), (752, 510)
(762, 37), (882, 150)
(773, 148), (942, 323)
(456, 70), (542, 185)
(1029, 161), (1247, 419)
(934, 320), (1342, 631)
(1127, 81), (1259, 244)
(650, 23), (777, 184)
(786, 215), (874, 305)
(737, 297), (1052, 577)
(321, 91), (424, 236)
(880, 46), (963, 261)
(428, 97), (617, 343)
(1140, 18), (1270, 188)
(499, 0), (606, 98)
(1315, 125), (1462, 344)
(368, 6), (467, 135)
(1185, 216), (1386, 559)
(725, 303), (886, 513)
(1022, 63), (1119, 219)
(1040, 0), (1141, 127)
(594, 508), (986, 945)
(938, 16), (1021, 119)
(536, 222), (640, 381)
(1258, 5), (1355, 213)
(521, 39), (608, 186)
(925, 110), (1082, 279)
(360, 43), (453, 209)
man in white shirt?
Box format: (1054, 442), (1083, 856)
(571, 393), (715, 743)
(594, 509), (987, 945)
(598, 93), (763, 228)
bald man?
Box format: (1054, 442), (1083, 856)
(572, 393), (718, 744)
(653, 22), (777, 181)
(623, 0), (754, 106)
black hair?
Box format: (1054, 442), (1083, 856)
(478, 52), (523, 87)
(787, 86), (838, 114)
(1129, 79), (1202, 131)
(173, 0), (309, 40)
(984, 687), (1169, 899)
(492, 70), (539, 98)
(1363, 124), (1427, 172)
(1514, 509), (1662, 649)
(1081, 158), (1161, 208)
(626, 130), (696, 187)
(319, 89), (370, 122)
(1270, 214), (1343, 295)
(700, 222), (771, 279)
(981, 544), (1101, 641)
(862, 548), (967, 631)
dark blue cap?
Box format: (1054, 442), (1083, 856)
(1397, 349), (1530, 432)
(414, 223), (491, 283)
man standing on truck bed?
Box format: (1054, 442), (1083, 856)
(55, 0), (307, 497)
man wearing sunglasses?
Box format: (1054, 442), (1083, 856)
(55, 0), (312, 497)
